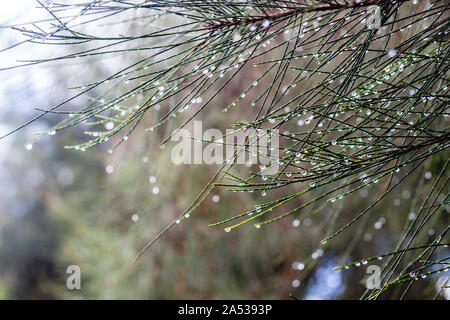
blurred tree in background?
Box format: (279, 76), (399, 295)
(0, 0), (448, 299)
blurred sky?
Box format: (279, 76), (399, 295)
(0, 1), (55, 160)
(0, 1), (60, 214)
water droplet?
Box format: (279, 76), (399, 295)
(387, 48), (397, 57)
(105, 122), (114, 130)
(105, 165), (114, 174)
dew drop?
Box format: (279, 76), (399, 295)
(262, 19), (271, 28)
(387, 48), (397, 57)
(105, 165), (114, 174)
